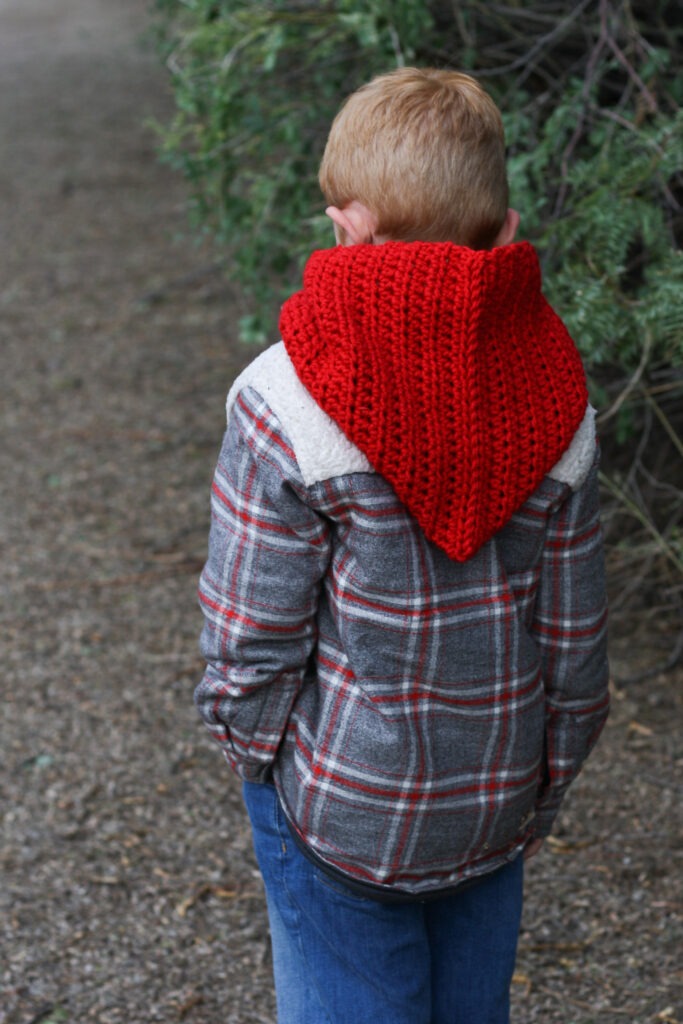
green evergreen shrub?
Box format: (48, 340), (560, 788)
(153, 0), (435, 340)
(153, 0), (683, 639)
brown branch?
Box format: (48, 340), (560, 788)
(480, 0), (595, 81)
(552, 0), (611, 219)
(604, 26), (658, 116)
(597, 330), (654, 426)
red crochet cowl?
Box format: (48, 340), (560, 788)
(279, 240), (588, 561)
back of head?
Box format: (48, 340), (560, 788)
(319, 68), (508, 249)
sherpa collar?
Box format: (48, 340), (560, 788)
(279, 240), (587, 561)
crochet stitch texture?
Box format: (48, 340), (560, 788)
(280, 240), (588, 561)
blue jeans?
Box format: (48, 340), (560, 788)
(243, 781), (523, 1024)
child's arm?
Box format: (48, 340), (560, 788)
(195, 386), (331, 782)
(530, 451), (610, 838)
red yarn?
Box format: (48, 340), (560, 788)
(280, 240), (588, 561)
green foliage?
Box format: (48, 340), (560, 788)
(153, 0), (434, 340)
(153, 1), (682, 375)
(153, 0), (683, 609)
(505, 77), (683, 373)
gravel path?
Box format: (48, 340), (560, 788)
(1, 2), (681, 1022)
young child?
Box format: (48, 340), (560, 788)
(196, 68), (609, 1024)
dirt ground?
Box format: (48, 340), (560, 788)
(0, 2), (681, 1022)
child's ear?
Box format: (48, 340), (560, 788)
(325, 202), (378, 245)
(493, 208), (520, 247)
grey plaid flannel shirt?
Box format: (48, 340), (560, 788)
(197, 344), (609, 897)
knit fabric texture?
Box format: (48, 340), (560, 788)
(279, 240), (588, 561)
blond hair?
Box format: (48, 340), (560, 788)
(319, 68), (508, 249)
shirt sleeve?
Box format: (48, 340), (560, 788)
(195, 386), (332, 782)
(530, 450), (610, 837)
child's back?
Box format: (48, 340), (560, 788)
(196, 67), (609, 1023)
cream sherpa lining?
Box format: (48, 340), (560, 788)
(226, 341), (595, 492)
(226, 342), (373, 486)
